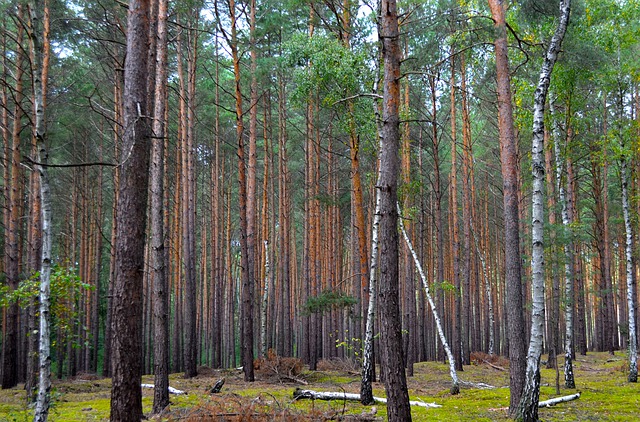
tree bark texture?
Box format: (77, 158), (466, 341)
(378, 0), (412, 419)
(109, 0), (151, 420)
(621, 157), (637, 382)
(487, 0), (526, 412)
(150, 0), (170, 411)
(517, 2), (570, 420)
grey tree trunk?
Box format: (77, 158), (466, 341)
(517, 1), (571, 420)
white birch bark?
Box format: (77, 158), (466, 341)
(518, 1), (571, 420)
(261, 240), (270, 358)
(398, 203), (459, 394)
(27, 1), (52, 420)
(550, 97), (576, 389)
(538, 392), (580, 407)
(360, 78), (382, 405)
(621, 157), (637, 382)
(295, 389), (441, 408)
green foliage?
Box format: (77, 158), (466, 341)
(284, 33), (372, 107)
(303, 289), (357, 316)
(0, 265), (92, 341)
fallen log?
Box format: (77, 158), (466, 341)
(141, 384), (186, 395)
(538, 392), (580, 407)
(293, 388), (441, 408)
(459, 380), (497, 390)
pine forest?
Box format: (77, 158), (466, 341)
(1, 0), (640, 421)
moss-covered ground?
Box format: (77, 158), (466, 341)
(0, 352), (637, 421)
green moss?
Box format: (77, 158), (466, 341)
(1, 352), (638, 421)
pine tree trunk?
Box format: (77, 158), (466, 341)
(150, 0), (169, 410)
(109, 0), (151, 419)
(449, 52), (463, 372)
(378, 1), (412, 419)
(487, 0), (527, 412)
(2, 7), (25, 389)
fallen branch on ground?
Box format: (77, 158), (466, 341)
(293, 388), (441, 408)
(482, 359), (506, 371)
(538, 392), (580, 407)
(141, 384), (186, 395)
(459, 380), (497, 389)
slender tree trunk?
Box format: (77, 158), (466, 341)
(449, 52), (463, 372)
(218, 0), (255, 381)
(399, 204), (460, 394)
(621, 156), (638, 382)
(378, 1), (411, 419)
(2, 6), (25, 389)
(517, 2), (570, 419)
(487, 0), (526, 412)
(361, 76), (383, 405)
(150, 0), (169, 410)
(109, 0), (151, 419)
(550, 97), (576, 388)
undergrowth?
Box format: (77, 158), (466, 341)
(0, 352), (638, 421)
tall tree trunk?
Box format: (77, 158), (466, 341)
(517, 2), (570, 419)
(449, 52), (463, 372)
(550, 97), (576, 388)
(150, 0), (169, 410)
(428, 73), (447, 363)
(487, 0), (527, 412)
(378, 1), (411, 419)
(460, 52), (472, 365)
(109, 0), (151, 419)
(26, 0), (52, 418)
(218, 0), (255, 381)
(2, 6), (25, 389)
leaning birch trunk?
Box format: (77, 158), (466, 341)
(551, 97), (576, 389)
(621, 157), (637, 382)
(398, 203), (459, 394)
(518, 1), (571, 420)
(361, 78), (383, 406)
(261, 240), (270, 358)
(471, 225), (495, 356)
(27, 1), (52, 420)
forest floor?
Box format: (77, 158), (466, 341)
(0, 351), (638, 421)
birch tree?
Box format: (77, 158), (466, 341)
(550, 96), (576, 389)
(26, 0), (52, 418)
(517, 1), (571, 419)
(621, 155), (637, 382)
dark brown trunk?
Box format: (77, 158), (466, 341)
(2, 7), (25, 389)
(378, 0), (412, 419)
(109, 0), (151, 419)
